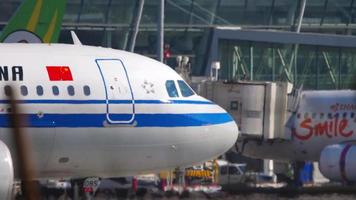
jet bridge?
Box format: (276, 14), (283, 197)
(194, 80), (293, 140)
(193, 79), (296, 176)
(239, 81), (293, 139)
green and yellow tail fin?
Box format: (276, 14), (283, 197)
(0, 0), (67, 43)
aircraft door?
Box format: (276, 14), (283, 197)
(96, 59), (135, 124)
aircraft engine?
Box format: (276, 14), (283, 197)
(319, 144), (356, 182)
(0, 140), (14, 200)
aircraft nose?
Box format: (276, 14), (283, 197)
(162, 102), (239, 168)
(216, 111), (239, 153)
(203, 105), (239, 157)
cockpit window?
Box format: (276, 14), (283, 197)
(177, 80), (194, 97)
(165, 80), (179, 97)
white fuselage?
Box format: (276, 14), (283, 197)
(0, 43), (238, 179)
(239, 90), (356, 161)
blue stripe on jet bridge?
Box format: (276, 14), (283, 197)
(0, 113), (232, 127)
(0, 99), (213, 105)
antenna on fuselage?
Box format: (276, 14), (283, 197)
(70, 31), (82, 45)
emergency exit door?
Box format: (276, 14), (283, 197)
(96, 59), (135, 124)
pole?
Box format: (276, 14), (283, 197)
(250, 45), (254, 80)
(129, 0), (145, 52)
(157, 0), (164, 62)
(296, 0), (306, 33)
(288, 0), (306, 82)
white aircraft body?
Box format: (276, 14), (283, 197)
(0, 43), (238, 198)
(237, 90), (356, 183)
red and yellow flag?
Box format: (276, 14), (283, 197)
(46, 66), (73, 81)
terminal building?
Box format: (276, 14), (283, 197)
(1, 0), (356, 89)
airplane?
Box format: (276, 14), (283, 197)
(0, 0), (66, 43)
(235, 89), (356, 183)
(0, 41), (238, 199)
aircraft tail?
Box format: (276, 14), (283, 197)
(0, 0), (67, 43)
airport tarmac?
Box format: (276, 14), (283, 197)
(34, 192), (356, 200)
(26, 188), (356, 200)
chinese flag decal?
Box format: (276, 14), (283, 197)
(46, 66), (73, 81)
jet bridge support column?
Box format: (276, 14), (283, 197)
(264, 159), (276, 182)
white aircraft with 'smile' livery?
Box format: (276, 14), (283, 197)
(0, 41), (238, 199)
(236, 89), (356, 184)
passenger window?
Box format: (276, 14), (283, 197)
(351, 113), (355, 118)
(83, 85), (91, 96)
(165, 80), (179, 97)
(52, 86), (59, 96)
(4, 85), (11, 96)
(20, 85), (28, 96)
(177, 80), (194, 97)
(312, 113), (316, 119)
(328, 113), (332, 119)
(67, 85), (75, 96)
(304, 113), (309, 119)
(320, 113), (324, 119)
(36, 86), (44, 96)
(343, 112), (348, 118)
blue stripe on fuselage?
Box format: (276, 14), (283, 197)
(0, 99), (213, 105)
(0, 113), (232, 127)
(0, 99), (227, 127)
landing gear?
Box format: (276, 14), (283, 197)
(174, 167), (188, 196)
